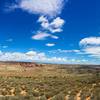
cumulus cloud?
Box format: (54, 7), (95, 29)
(0, 50), (87, 64)
(46, 43), (55, 47)
(79, 37), (100, 46)
(33, 16), (64, 41)
(82, 46), (100, 58)
(0, 51), (46, 62)
(7, 0), (66, 43)
(10, 0), (67, 17)
(6, 0), (67, 46)
(38, 16), (48, 23)
(38, 16), (65, 33)
(26, 51), (37, 56)
(50, 17), (65, 29)
(79, 37), (100, 58)
(32, 31), (59, 40)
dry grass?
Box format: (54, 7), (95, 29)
(0, 62), (99, 100)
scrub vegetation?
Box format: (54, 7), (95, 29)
(0, 62), (99, 100)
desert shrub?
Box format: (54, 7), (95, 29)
(6, 96), (19, 100)
(51, 93), (65, 100)
(39, 95), (47, 100)
(19, 96), (31, 100)
(0, 64), (99, 100)
(92, 87), (100, 100)
(45, 92), (56, 99)
(32, 91), (40, 97)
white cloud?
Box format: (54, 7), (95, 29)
(82, 46), (100, 58)
(50, 17), (65, 29)
(10, 0), (67, 17)
(7, 1), (66, 44)
(46, 43), (55, 47)
(48, 49), (80, 53)
(50, 35), (59, 39)
(26, 51), (37, 56)
(32, 16), (64, 42)
(38, 16), (49, 29)
(79, 37), (100, 58)
(32, 31), (59, 40)
(38, 16), (48, 23)
(32, 32), (50, 40)
(6, 0), (67, 44)
(0, 51), (46, 62)
(79, 37), (100, 46)
(38, 16), (65, 33)
(34, 16), (64, 42)
(46, 57), (67, 63)
(50, 28), (62, 33)
(49, 17), (65, 33)
(0, 50), (87, 64)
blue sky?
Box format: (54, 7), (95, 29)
(0, 0), (99, 64)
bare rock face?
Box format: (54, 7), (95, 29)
(0, 61), (40, 72)
(0, 61), (39, 67)
(19, 62), (39, 68)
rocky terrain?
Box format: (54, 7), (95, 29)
(0, 61), (99, 100)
